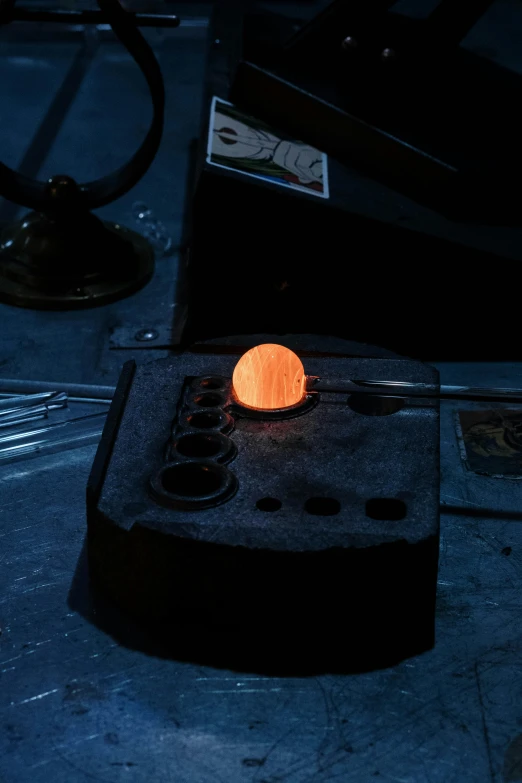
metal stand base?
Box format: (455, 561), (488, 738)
(0, 207), (154, 310)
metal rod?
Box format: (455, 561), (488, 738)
(0, 406), (48, 427)
(0, 391), (66, 411)
(0, 412), (106, 462)
(11, 9), (180, 27)
(0, 379), (115, 402)
(2, 376), (522, 408)
(0, 393), (110, 405)
(306, 377), (522, 404)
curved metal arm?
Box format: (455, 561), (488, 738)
(0, 0), (167, 211)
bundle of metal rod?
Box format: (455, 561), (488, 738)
(0, 391), (67, 412)
(0, 391), (68, 428)
(0, 379), (114, 404)
(0, 412), (107, 462)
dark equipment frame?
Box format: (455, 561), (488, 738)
(232, 0), (521, 224)
(185, 0), (522, 362)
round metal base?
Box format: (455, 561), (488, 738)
(0, 211), (154, 310)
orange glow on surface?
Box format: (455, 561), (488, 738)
(232, 344), (306, 410)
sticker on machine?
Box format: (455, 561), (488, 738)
(207, 96), (329, 199)
(455, 408), (522, 478)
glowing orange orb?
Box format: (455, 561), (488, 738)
(232, 344), (306, 410)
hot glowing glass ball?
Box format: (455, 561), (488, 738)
(232, 344), (306, 410)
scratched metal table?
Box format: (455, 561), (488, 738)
(1, 362), (522, 783)
(1, 3), (522, 782)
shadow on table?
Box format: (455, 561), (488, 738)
(69, 538), (435, 677)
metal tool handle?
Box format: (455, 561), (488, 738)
(9, 8), (179, 27)
(307, 377), (522, 404)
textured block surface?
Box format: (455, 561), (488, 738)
(88, 351), (440, 670)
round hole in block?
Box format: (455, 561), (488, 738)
(175, 433), (223, 459)
(150, 460), (237, 509)
(161, 462), (224, 498)
(366, 498), (407, 521)
(188, 410), (223, 429)
(193, 392), (225, 408)
(304, 497), (341, 516)
(197, 377), (225, 391)
(347, 394), (404, 416)
(256, 497), (282, 512)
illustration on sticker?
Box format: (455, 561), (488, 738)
(207, 97), (329, 199)
(456, 408), (522, 478)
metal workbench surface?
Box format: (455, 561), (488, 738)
(1, 366), (522, 783)
(1, 3), (522, 782)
